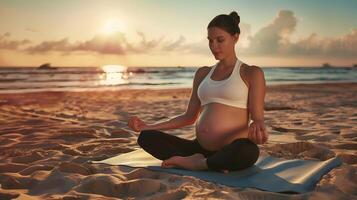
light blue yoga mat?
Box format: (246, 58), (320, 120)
(91, 148), (342, 193)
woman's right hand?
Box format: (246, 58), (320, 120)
(127, 116), (147, 132)
(248, 120), (268, 144)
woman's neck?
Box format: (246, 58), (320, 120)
(218, 55), (238, 69)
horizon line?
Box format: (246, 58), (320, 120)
(0, 63), (356, 68)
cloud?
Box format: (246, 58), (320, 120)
(183, 39), (209, 55)
(69, 34), (129, 55)
(239, 10), (357, 58)
(1, 9), (356, 59)
(0, 31), (178, 55)
(242, 10), (298, 55)
(135, 31), (165, 52)
(161, 35), (186, 51)
(26, 38), (71, 53)
(23, 31), (178, 55)
(281, 29), (357, 57)
(0, 32), (31, 50)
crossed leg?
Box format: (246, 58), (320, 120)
(137, 130), (259, 172)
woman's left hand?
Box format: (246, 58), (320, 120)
(248, 120), (268, 144)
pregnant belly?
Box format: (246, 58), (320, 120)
(195, 103), (249, 151)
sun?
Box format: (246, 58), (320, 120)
(101, 19), (126, 34)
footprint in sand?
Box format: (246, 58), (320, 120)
(28, 170), (80, 195)
(333, 143), (357, 150)
(77, 143), (98, 152)
(75, 175), (166, 198)
(0, 174), (35, 189)
(150, 189), (187, 199)
(125, 168), (163, 180)
(0, 163), (28, 173)
(51, 128), (99, 140)
(19, 164), (55, 176)
(11, 151), (46, 164)
(0, 190), (20, 199)
(59, 162), (96, 175)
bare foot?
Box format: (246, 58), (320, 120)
(161, 153), (207, 171)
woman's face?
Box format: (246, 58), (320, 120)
(207, 27), (238, 60)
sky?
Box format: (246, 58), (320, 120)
(0, 0), (356, 67)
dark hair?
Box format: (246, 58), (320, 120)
(207, 11), (240, 35)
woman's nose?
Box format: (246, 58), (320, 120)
(210, 42), (219, 51)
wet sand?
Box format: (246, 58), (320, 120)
(0, 82), (356, 199)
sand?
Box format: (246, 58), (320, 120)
(0, 82), (356, 200)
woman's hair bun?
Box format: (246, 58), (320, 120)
(229, 11), (240, 25)
(207, 11), (241, 35)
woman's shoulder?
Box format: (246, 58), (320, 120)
(197, 65), (213, 71)
(195, 65), (212, 78)
(242, 63), (264, 77)
(241, 63), (263, 74)
(191, 66), (212, 86)
(240, 64), (265, 86)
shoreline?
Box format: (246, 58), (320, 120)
(0, 81), (356, 95)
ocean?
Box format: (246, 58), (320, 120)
(0, 65), (356, 93)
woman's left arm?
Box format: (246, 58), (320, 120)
(247, 66), (268, 144)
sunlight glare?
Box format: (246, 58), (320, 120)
(99, 65), (130, 85)
(101, 19), (126, 34)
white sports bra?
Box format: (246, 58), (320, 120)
(197, 58), (249, 109)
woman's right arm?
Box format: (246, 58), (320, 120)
(129, 66), (210, 132)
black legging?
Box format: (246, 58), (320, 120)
(137, 129), (260, 172)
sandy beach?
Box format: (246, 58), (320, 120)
(0, 82), (356, 199)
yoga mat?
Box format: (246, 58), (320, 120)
(91, 148), (342, 193)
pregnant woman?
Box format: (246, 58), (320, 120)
(127, 11), (268, 172)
